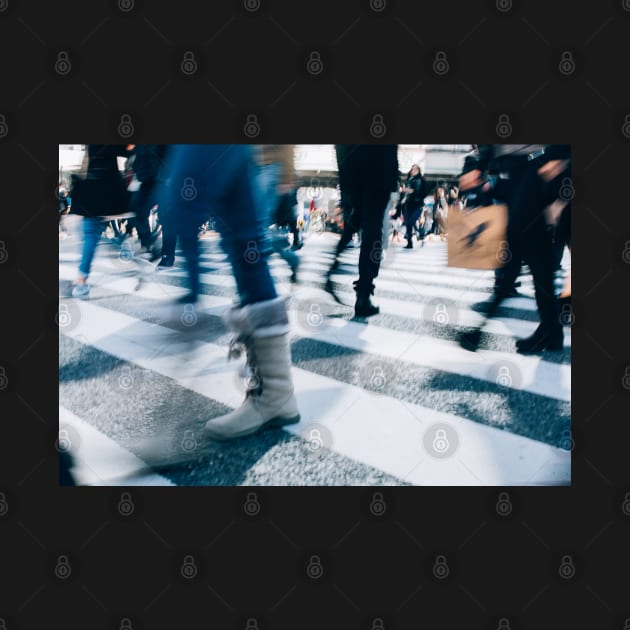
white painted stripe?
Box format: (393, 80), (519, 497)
(59, 405), (175, 486)
(59, 262), (570, 346)
(61, 302), (570, 485)
(284, 289), (570, 401)
(164, 267), (540, 311)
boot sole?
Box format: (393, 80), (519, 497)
(204, 414), (301, 441)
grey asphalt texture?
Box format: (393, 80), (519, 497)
(59, 228), (570, 485)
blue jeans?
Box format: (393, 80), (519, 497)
(159, 145), (277, 306)
(78, 216), (105, 278)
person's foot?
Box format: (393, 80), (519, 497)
(404, 241), (413, 249)
(354, 281), (379, 317)
(355, 297), (379, 317)
(459, 328), (482, 352)
(324, 278), (344, 305)
(516, 328), (563, 354)
(175, 293), (198, 304)
(289, 260), (299, 284)
(290, 242), (303, 251)
(71, 283), (90, 299)
(157, 256), (174, 269)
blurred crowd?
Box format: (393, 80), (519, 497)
(58, 143), (571, 450)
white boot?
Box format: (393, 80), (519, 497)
(204, 297), (300, 440)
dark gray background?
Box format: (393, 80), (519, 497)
(1, 0), (630, 628)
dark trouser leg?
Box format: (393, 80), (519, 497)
(484, 238), (524, 320)
(357, 189), (390, 289)
(405, 208), (421, 245)
(130, 186), (153, 248)
(178, 210), (202, 299)
(160, 207), (177, 261)
(524, 232), (561, 336)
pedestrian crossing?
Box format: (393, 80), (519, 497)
(58, 230), (571, 486)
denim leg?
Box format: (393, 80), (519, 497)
(78, 216), (103, 278)
(160, 145), (277, 306)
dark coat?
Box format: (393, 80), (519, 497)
(70, 144), (130, 217)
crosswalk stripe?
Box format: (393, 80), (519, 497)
(60, 301), (570, 485)
(59, 405), (175, 486)
(59, 264), (569, 400)
(59, 260), (568, 344)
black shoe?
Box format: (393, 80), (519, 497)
(516, 328), (563, 353)
(324, 277), (344, 305)
(175, 293), (198, 304)
(355, 297), (379, 317)
(157, 256), (174, 269)
(290, 261), (299, 284)
(459, 328), (482, 352)
(404, 241), (413, 249)
(504, 288), (521, 298)
(354, 281), (379, 317)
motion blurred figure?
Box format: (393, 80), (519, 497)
(324, 144), (399, 317)
(159, 145), (300, 440)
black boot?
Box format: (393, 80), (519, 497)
(459, 327), (483, 352)
(353, 281), (379, 317)
(324, 259), (344, 305)
(516, 325), (563, 353)
(404, 238), (413, 249)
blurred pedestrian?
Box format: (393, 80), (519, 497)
(324, 144), (399, 316)
(158, 144), (300, 439)
(401, 164), (427, 249)
(69, 144), (131, 299)
(459, 144), (571, 354)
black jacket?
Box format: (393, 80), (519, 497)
(461, 144), (571, 175)
(71, 144), (131, 217)
(404, 173), (426, 210)
(335, 145), (399, 195)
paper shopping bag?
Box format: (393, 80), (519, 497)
(446, 204), (509, 270)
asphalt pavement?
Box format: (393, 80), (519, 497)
(58, 218), (571, 486)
